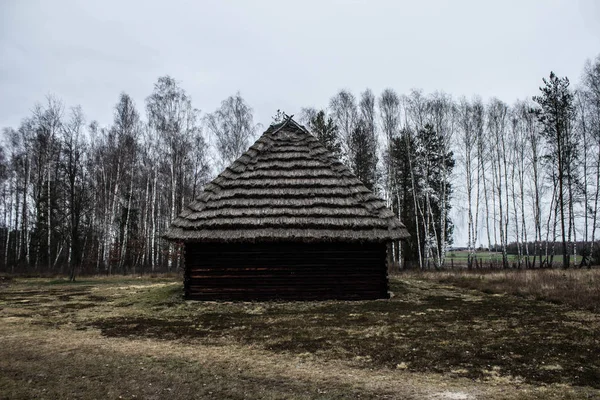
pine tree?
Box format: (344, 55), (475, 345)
(307, 110), (342, 159)
(532, 72), (577, 269)
(349, 120), (377, 190)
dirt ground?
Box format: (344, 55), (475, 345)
(1, 275), (599, 399)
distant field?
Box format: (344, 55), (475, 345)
(1, 274), (599, 399)
(447, 250), (580, 264)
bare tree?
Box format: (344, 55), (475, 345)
(487, 98), (510, 268)
(329, 90), (358, 165)
(32, 96), (64, 272)
(581, 55), (600, 263)
(354, 89), (378, 191)
(378, 89), (404, 265)
(457, 98), (478, 268)
(59, 106), (89, 281)
(147, 77), (205, 271)
(427, 92), (456, 267)
(205, 92), (258, 170)
(379, 89), (402, 207)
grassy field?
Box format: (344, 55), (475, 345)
(1, 274), (600, 399)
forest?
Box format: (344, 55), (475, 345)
(1, 54), (599, 277)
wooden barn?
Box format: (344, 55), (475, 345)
(165, 117), (409, 300)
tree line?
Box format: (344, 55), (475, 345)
(0, 77), (258, 278)
(1, 54), (599, 276)
(299, 54), (600, 270)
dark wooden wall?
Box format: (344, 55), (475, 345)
(184, 241), (389, 300)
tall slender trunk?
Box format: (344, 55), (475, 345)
(544, 178), (557, 267)
(14, 173), (20, 270)
(480, 145), (492, 257)
(567, 159), (576, 266)
(151, 166), (157, 272)
(4, 182), (11, 269)
(531, 131), (542, 268)
(519, 145), (529, 268)
(108, 163), (121, 275)
(168, 161), (175, 272)
(119, 164), (135, 275)
(591, 148), (600, 247)
(427, 195), (441, 269)
(473, 148), (481, 267)
(466, 148), (474, 269)
(510, 145), (521, 268)
(141, 171), (151, 272)
(22, 156), (30, 267)
(439, 149), (449, 268)
(497, 127), (509, 269)
(557, 132), (568, 268)
(406, 133), (423, 270)
(490, 155), (499, 265)
(47, 159), (52, 273)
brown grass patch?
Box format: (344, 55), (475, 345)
(413, 269), (600, 313)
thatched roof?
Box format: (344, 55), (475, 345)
(165, 117), (409, 242)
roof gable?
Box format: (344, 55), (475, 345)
(165, 117), (409, 242)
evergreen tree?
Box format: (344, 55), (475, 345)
(390, 124), (454, 268)
(532, 72), (577, 269)
(390, 129), (420, 264)
(349, 119), (377, 190)
(415, 123), (455, 265)
(307, 110), (342, 159)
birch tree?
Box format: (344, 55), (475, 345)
(147, 77), (206, 271)
(329, 90), (358, 165)
(487, 99), (510, 268)
(205, 92), (258, 170)
(581, 56), (600, 264)
(378, 89), (402, 207)
(31, 96), (63, 272)
(378, 89), (404, 265)
(59, 106), (89, 281)
(457, 98), (478, 268)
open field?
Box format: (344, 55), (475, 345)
(447, 251), (519, 261)
(1, 275), (600, 399)
(446, 251), (581, 265)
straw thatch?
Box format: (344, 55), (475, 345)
(165, 117), (409, 242)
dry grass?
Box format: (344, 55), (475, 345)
(413, 268), (600, 313)
(1, 275), (600, 399)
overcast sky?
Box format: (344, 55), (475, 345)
(2, 0), (599, 131)
(1, 0), (599, 246)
